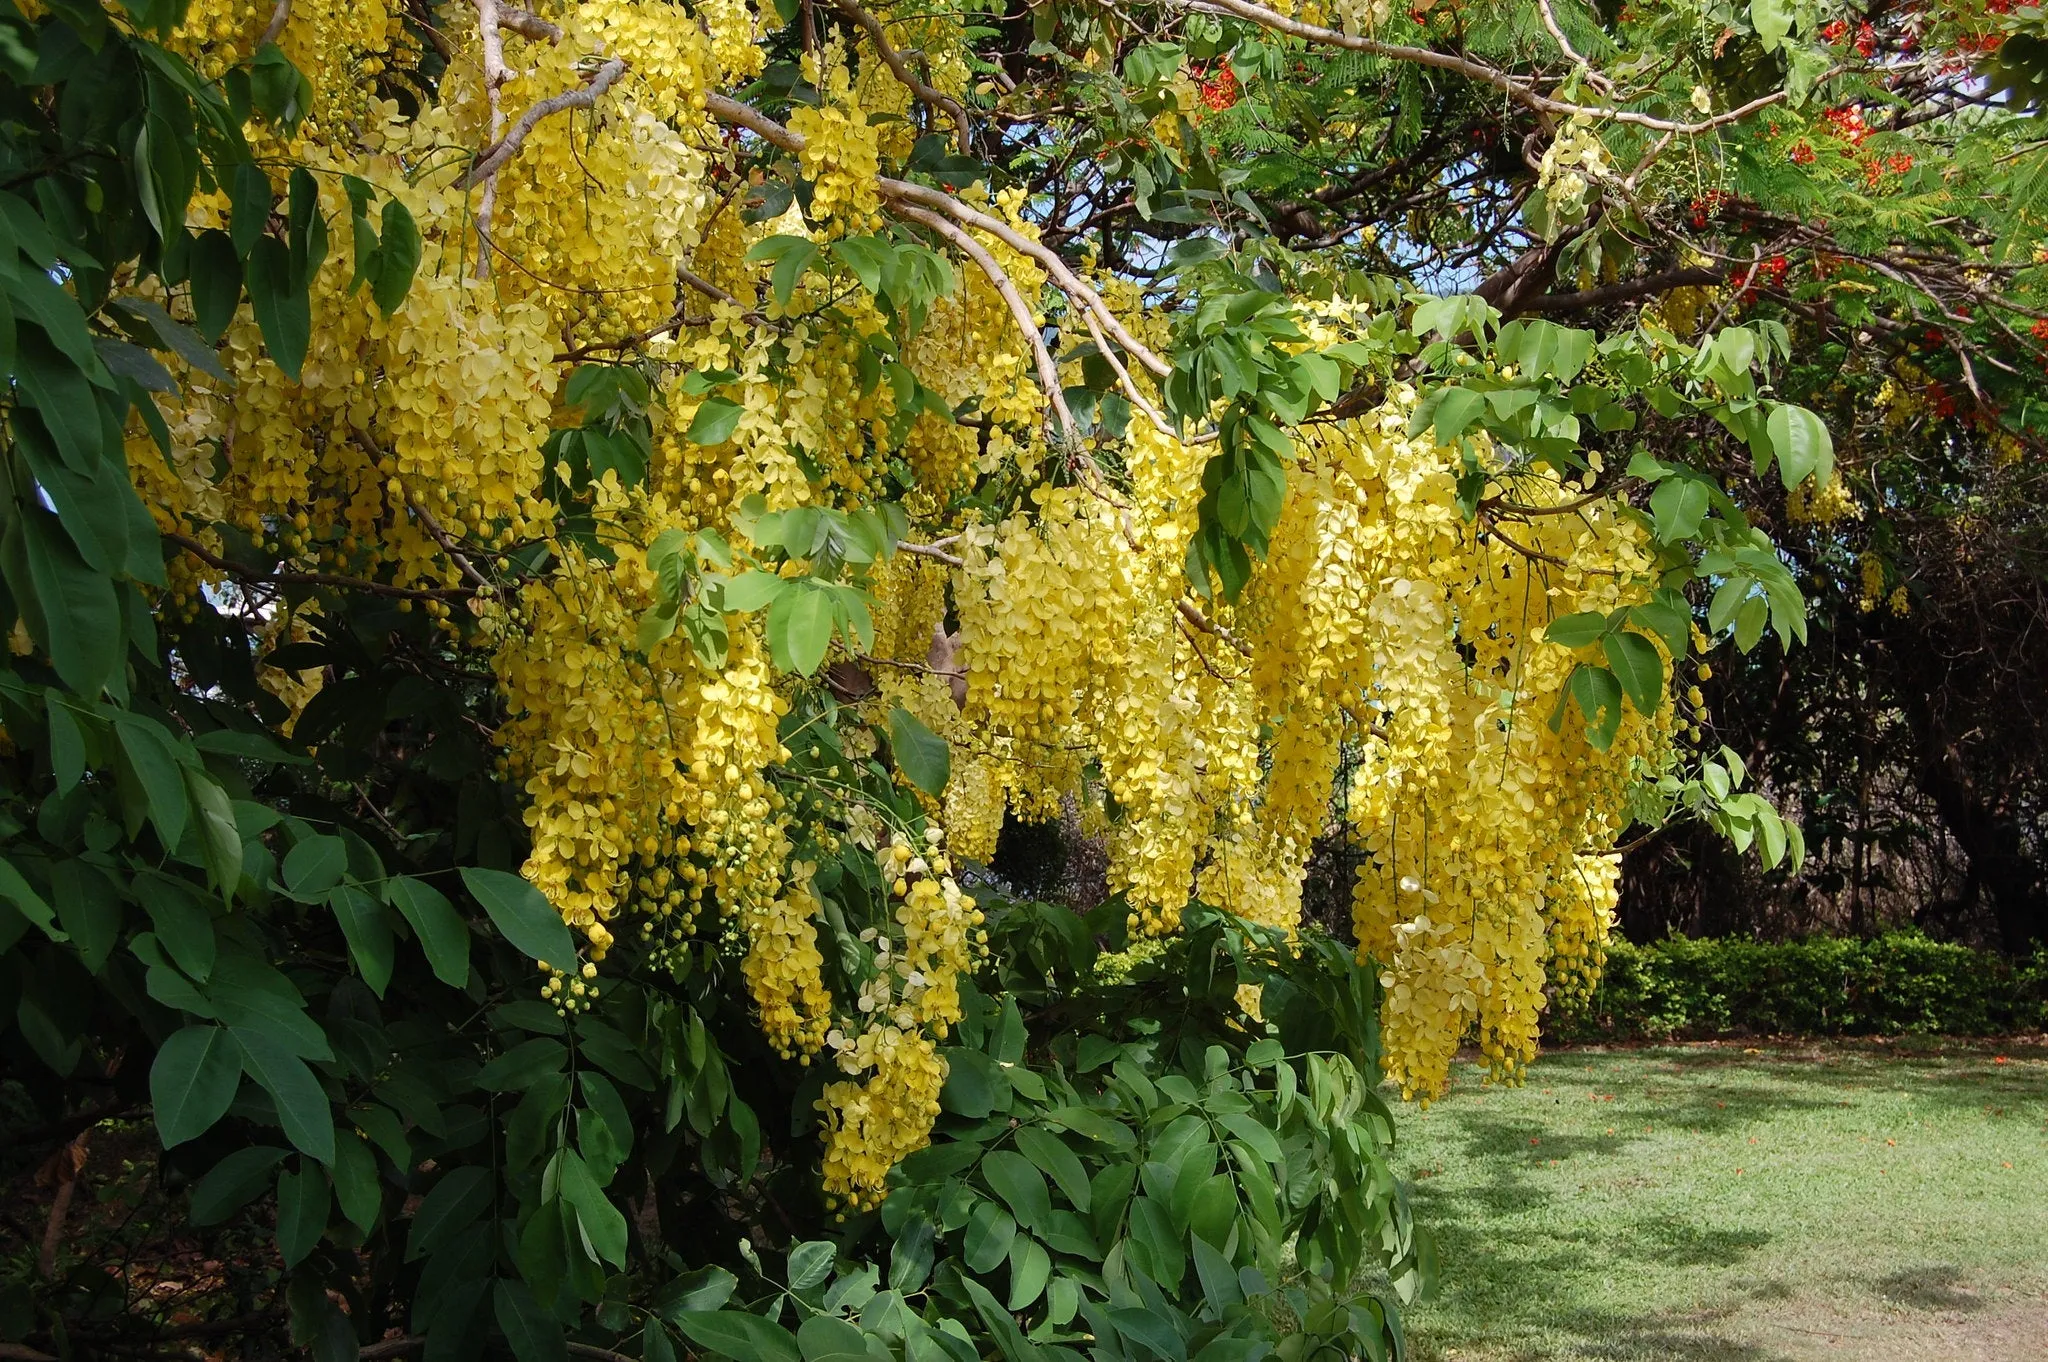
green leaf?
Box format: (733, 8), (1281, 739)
(769, 239), (818, 306)
(115, 718), (189, 852)
(284, 834), (348, 899)
(982, 1149), (1052, 1230)
(190, 1145), (286, 1225)
(230, 163), (273, 258)
(191, 228), (242, 340)
(1766, 402), (1833, 489)
(51, 859), (121, 973)
(247, 235), (309, 381)
(1542, 611), (1608, 649)
(888, 1217), (936, 1293)
(233, 1025), (335, 1164)
(1428, 386), (1486, 443)
(940, 1047), (1007, 1118)
(1602, 630), (1666, 716)
(657, 1266), (738, 1320)
(152, 1025), (243, 1147)
(328, 884), (395, 996)
(767, 583), (835, 675)
(959, 1275), (1044, 1362)
(686, 396), (744, 446)
(964, 1199), (1018, 1272)
(494, 1279), (568, 1362)
(112, 295), (232, 384)
(331, 1131), (382, 1233)
(888, 706), (949, 795)
(555, 1148), (629, 1268)
(16, 328), (105, 471)
(1015, 1127), (1091, 1212)
(795, 1316), (868, 1362)
(250, 41), (310, 129)
(1649, 477), (1710, 542)
(371, 198), (422, 315)
(1006, 1235), (1052, 1310)
(135, 872), (214, 982)
(0, 854), (56, 937)
(716, 569), (787, 613)
(406, 1166), (493, 1261)
(1568, 665), (1624, 751)
(462, 866), (576, 967)
(1629, 594), (1692, 660)
(787, 1239), (836, 1290)
(187, 770), (243, 898)
(21, 508), (122, 696)
(673, 1312), (801, 1362)
(385, 876), (471, 987)
(1190, 1235), (1243, 1315)
(275, 1164), (330, 1267)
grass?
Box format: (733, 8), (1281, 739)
(1392, 1037), (2048, 1362)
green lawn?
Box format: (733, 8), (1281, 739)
(1392, 1038), (2048, 1362)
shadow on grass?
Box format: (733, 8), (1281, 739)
(1573, 1037), (2048, 1123)
(1876, 1264), (1985, 1312)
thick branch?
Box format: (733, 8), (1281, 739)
(827, 0), (973, 153)
(703, 94), (1171, 382)
(462, 58), (628, 191)
(1514, 264), (1723, 315)
(1537, 0), (1615, 96)
(895, 203), (1079, 447)
(258, 0), (291, 45)
(490, 0), (560, 41)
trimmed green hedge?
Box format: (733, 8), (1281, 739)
(1548, 932), (2048, 1041)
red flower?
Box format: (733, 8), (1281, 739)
(1196, 62), (1239, 112)
(1788, 141), (1816, 165)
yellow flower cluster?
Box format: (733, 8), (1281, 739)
(818, 829), (983, 1206)
(1785, 471), (1861, 524)
(126, 0), (1720, 1196)
(790, 39), (884, 234)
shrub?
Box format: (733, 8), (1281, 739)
(1549, 932), (2048, 1042)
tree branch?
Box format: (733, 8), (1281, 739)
(894, 203), (1079, 448)
(1183, 0), (1819, 135)
(1514, 264), (1723, 315)
(462, 59), (629, 192)
(166, 533), (474, 602)
(827, 0), (973, 153)
(258, 0), (291, 46)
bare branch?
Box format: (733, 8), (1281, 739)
(462, 58), (629, 191)
(827, 0), (973, 153)
(1537, 0), (1615, 96)
(258, 0), (291, 46)
(1183, 0), (1824, 135)
(894, 203), (1079, 448)
(491, 0), (561, 41)
(703, 94), (1172, 382)
(166, 533), (476, 602)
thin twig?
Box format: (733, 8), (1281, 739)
(166, 533), (473, 602)
(897, 539), (965, 567)
(1185, 0), (1826, 135)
